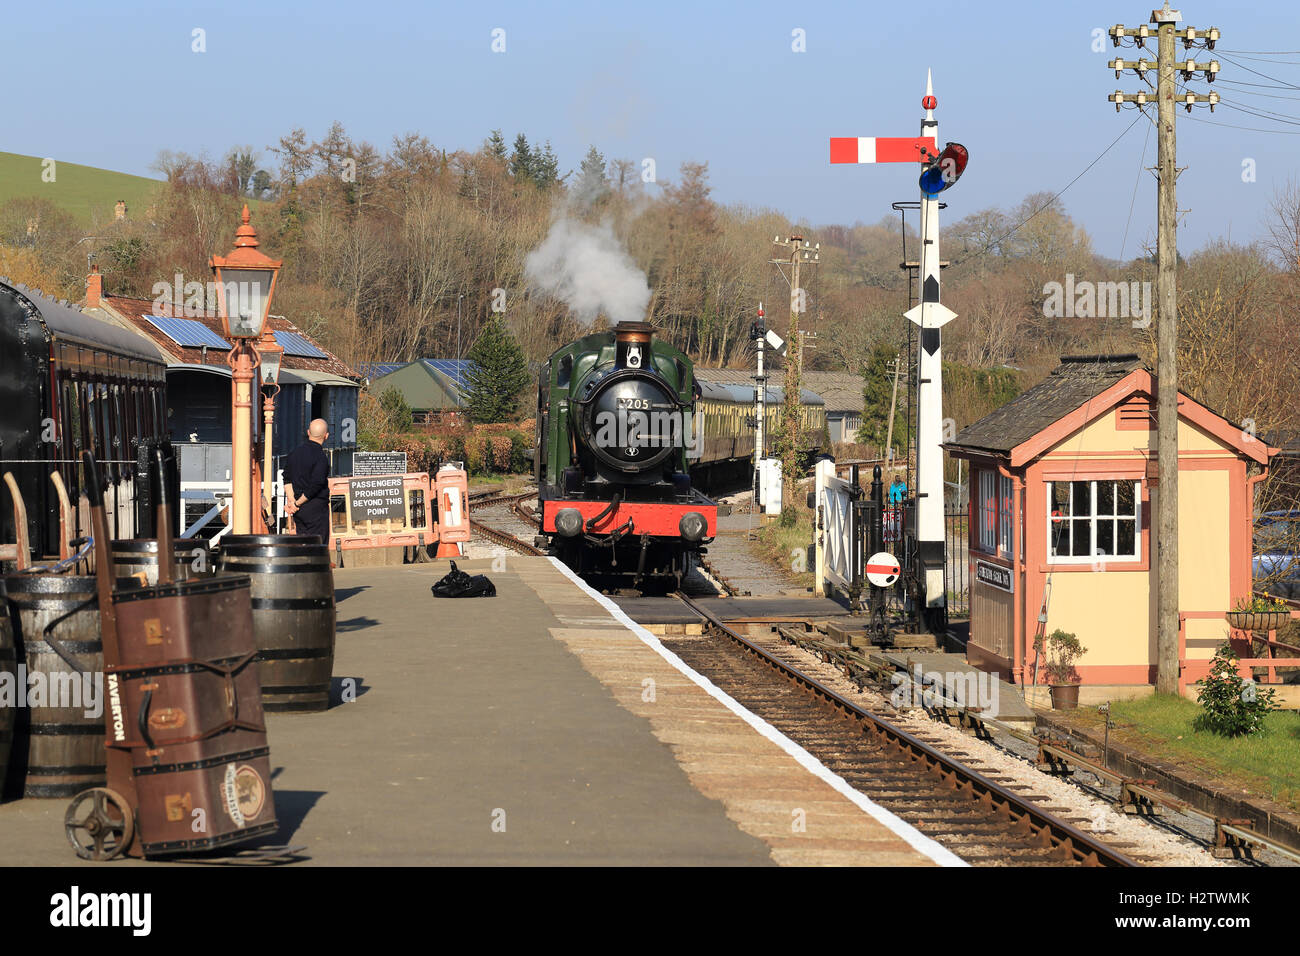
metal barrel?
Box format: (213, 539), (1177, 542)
(2, 575), (104, 799)
(0, 606), (14, 801)
(217, 536), (335, 713)
(110, 538), (209, 585)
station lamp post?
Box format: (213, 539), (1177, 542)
(211, 205), (282, 535)
(257, 326), (284, 525)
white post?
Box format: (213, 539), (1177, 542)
(903, 70), (956, 628)
(754, 303), (765, 507)
(814, 458), (834, 597)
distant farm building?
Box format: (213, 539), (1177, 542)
(367, 359), (475, 423)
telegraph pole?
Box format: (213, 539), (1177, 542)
(770, 236), (819, 511)
(797, 329), (817, 377)
(884, 352), (902, 464)
(754, 302), (766, 486)
(1108, 6), (1219, 695)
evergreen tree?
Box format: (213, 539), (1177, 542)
(857, 343), (910, 456)
(378, 386), (413, 431)
(509, 133), (533, 184)
(573, 145), (608, 209)
(533, 141), (560, 189)
(486, 129), (507, 162)
(465, 316), (530, 423)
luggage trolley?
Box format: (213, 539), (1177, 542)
(64, 450), (295, 862)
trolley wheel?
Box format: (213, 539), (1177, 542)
(64, 787), (134, 861)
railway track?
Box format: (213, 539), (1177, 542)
(469, 488), (545, 557)
(663, 594), (1138, 867)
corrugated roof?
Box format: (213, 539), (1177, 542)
(100, 294), (359, 380)
(949, 354), (1146, 456)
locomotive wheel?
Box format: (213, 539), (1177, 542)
(64, 787), (134, 861)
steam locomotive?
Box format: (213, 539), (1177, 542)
(534, 322), (715, 590)
(533, 321), (831, 590)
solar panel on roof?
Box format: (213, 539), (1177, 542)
(362, 362), (407, 378)
(274, 330), (328, 359)
(423, 359), (477, 392)
(145, 315), (231, 349)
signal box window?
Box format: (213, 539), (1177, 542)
(1048, 479), (1140, 562)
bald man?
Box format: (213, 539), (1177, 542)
(284, 419), (331, 543)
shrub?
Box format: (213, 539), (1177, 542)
(1195, 642), (1280, 737)
(1042, 629), (1087, 685)
(508, 431), (530, 472)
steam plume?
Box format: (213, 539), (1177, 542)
(523, 219), (650, 326)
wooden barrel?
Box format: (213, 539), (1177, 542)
(0, 605), (14, 801)
(110, 538), (208, 585)
(3, 575), (104, 799)
(217, 537), (335, 713)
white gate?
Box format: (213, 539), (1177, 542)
(814, 458), (858, 598)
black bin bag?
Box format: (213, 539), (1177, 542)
(431, 561), (497, 598)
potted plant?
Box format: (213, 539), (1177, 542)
(1225, 595), (1291, 634)
(1044, 629), (1088, 710)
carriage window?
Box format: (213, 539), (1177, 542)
(64, 382), (82, 451)
(83, 383), (99, 458)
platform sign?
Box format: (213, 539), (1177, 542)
(348, 475), (406, 522)
(354, 451), (408, 476)
(975, 560), (1013, 593)
(866, 552), (901, 588)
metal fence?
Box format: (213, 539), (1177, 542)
(945, 508), (970, 617)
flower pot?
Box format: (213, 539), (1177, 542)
(1049, 684), (1080, 710)
(1225, 610), (1289, 632)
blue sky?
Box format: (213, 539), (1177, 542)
(9, 0), (1299, 258)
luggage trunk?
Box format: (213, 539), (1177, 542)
(109, 574), (277, 855)
(72, 448), (278, 860)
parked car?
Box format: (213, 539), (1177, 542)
(1254, 510), (1300, 600)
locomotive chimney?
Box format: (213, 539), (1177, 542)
(614, 321), (654, 370)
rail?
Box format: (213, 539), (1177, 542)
(675, 594), (1137, 867)
(778, 626), (1300, 866)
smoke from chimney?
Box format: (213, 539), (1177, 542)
(523, 218), (650, 327)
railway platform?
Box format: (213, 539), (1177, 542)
(0, 557), (954, 867)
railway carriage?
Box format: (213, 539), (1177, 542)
(692, 380), (827, 484)
(0, 279), (168, 559)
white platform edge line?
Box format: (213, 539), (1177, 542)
(547, 558), (967, 868)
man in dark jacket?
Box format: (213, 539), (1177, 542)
(284, 419), (331, 542)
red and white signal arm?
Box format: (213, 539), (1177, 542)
(866, 551), (901, 588)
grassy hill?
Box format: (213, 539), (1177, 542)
(0, 152), (163, 226)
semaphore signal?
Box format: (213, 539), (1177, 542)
(829, 69), (967, 633)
